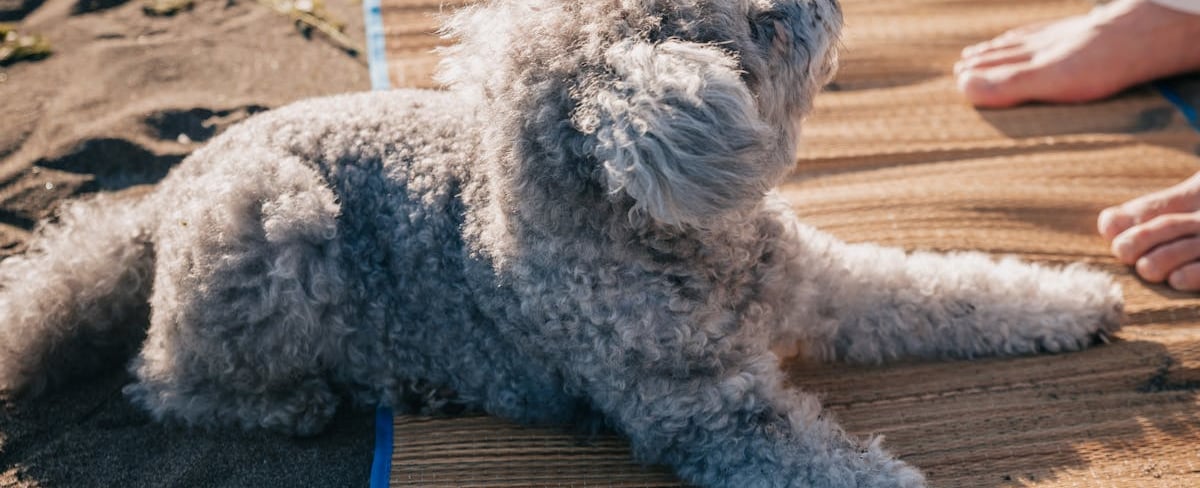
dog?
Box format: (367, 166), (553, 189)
(0, 1), (1122, 486)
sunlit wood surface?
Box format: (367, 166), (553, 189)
(382, 1), (1200, 486)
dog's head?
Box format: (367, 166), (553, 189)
(442, 1), (842, 228)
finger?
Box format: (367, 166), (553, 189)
(1168, 261), (1200, 291)
(1098, 206), (1137, 242)
(1135, 235), (1200, 282)
(1111, 213), (1200, 265)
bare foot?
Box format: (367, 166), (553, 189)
(956, 0), (1200, 108)
(1099, 172), (1200, 291)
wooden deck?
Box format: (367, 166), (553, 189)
(380, 1), (1200, 486)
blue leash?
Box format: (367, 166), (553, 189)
(1152, 81), (1200, 132)
(369, 406), (395, 488)
(363, 0), (391, 91)
(364, 1), (393, 485)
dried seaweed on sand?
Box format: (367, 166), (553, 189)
(258, 0), (363, 56)
(0, 24), (50, 65)
(142, 0), (194, 16)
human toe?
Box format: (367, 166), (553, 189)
(956, 65), (1042, 108)
(1135, 236), (1200, 282)
(960, 20), (1053, 57)
(961, 38), (1021, 58)
(955, 47), (1033, 75)
(1111, 214), (1200, 265)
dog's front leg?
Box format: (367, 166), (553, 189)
(571, 352), (925, 488)
(775, 217), (1123, 364)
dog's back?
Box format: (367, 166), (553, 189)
(0, 90), (486, 402)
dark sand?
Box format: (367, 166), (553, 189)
(0, 0), (376, 486)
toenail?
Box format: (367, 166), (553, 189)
(955, 73), (970, 91)
(957, 72), (990, 93)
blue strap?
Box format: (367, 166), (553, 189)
(363, 0), (391, 91)
(365, 2), (395, 485)
(1152, 81), (1200, 132)
(369, 406), (395, 488)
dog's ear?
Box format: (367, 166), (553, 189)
(574, 40), (778, 227)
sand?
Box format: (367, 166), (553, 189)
(0, 0), (376, 486)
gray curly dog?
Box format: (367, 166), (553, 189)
(0, 1), (1123, 486)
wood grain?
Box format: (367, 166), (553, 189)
(384, 0), (1200, 486)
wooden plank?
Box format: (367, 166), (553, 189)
(383, 0), (1200, 486)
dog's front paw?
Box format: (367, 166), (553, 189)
(1026, 264), (1123, 354)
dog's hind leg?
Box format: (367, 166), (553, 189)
(0, 194), (155, 396)
(124, 153), (349, 435)
(776, 218), (1123, 364)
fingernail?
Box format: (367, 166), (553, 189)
(1169, 270), (1187, 290)
(1136, 257), (1157, 281)
(1097, 208), (1115, 231)
(1112, 235), (1135, 261)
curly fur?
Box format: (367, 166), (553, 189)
(0, 1), (1122, 486)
